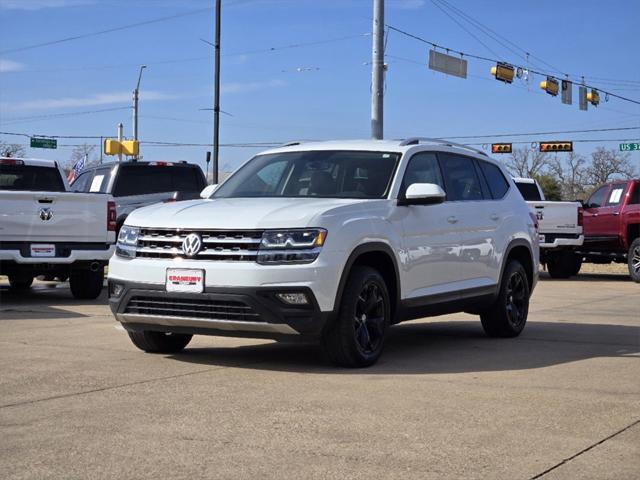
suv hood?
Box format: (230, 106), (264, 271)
(125, 197), (369, 230)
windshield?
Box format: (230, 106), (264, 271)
(0, 165), (65, 192)
(214, 150), (400, 199)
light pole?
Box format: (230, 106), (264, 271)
(132, 65), (147, 160)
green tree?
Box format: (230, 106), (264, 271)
(534, 174), (563, 201)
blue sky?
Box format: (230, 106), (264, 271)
(1, 0), (639, 174)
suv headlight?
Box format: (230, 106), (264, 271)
(116, 226), (139, 258)
(257, 229), (327, 265)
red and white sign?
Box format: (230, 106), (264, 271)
(30, 244), (55, 257)
(166, 268), (204, 293)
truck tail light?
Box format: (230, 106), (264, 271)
(577, 207), (583, 227)
(107, 201), (117, 231)
(529, 212), (539, 231)
(0, 158), (24, 165)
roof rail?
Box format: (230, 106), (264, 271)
(398, 137), (488, 157)
(279, 141), (303, 148)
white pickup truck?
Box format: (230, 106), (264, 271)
(513, 177), (584, 278)
(0, 158), (116, 298)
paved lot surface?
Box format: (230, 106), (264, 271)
(1, 273), (638, 479)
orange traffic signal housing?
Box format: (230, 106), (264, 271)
(491, 143), (512, 154)
(539, 141), (573, 152)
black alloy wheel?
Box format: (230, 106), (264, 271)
(504, 270), (527, 330)
(353, 282), (386, 356)
(629, 238), (640, 283)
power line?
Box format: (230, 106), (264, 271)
(385, 24), (640, 106)
(446, 126), (640, 140)
(0, 107), (130, 126)
(0, 8), (212, 55)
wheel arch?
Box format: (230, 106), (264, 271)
(334, 243), (401, 321)
(502, 239), (535, 290)
(627, 223), (640, 247)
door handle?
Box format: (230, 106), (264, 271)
(490, 213), (500, 221)
(447, 216), (458, 224)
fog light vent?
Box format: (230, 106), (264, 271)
(275, 292), (309, 306)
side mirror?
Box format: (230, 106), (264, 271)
(399, 183), (446, 206)
(200, 184), (218, 199)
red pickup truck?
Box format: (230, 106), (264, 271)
(578, 179), (640, 282)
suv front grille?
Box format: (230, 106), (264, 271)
(125, 296), (261, 322)
(136, 228), (263, 261)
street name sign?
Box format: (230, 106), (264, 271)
(620, 143), (640, 152)
(30, 137), (57, 149)
(428, 49), (467, 79)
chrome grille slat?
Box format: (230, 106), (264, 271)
(135, 228), (264, 261)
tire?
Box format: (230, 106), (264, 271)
(321, 266), (391, 368)
(128, 331), (192, 354)
(69, 267), (104, 299)
(628, 238), (640, 283)
(9, 275), (33, 291)
(547, 252), (582, 279)
(480, 260), (530, 338)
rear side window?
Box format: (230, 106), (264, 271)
(439, 153), (484, 201)
(172, 167), (206, 191)
(606, 183), (627, 206)
(514, 181), (542, 201)
(0, 165), (65, 192)
(479, 161), (509, 199)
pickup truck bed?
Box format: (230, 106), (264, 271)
(0, 158), (116, 298)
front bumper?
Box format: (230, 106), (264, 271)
(109, 280), (332, 341)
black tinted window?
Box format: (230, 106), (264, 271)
(439, 154), (484, 201)
(630, 183), (640, 205)
(514, 181), (542, 201)
(113, 165), (203, 197)
(215, 151), (399, 199)
(0, 165), (65, 192)
(401, 152), (444, 197)
(172, 167), (205, 191)
(479, 161), (509, 199)
(587, 185), (609, 208)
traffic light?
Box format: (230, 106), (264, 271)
(491, 143), (512, 154)
(539, 141), (573, 152)
(490, 62), (515, 84)
(540, 76), (559, 96)
(587, 89), (600, 106)
(104, 139), (139, 156)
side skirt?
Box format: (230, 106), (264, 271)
(396, 285), (498, 323)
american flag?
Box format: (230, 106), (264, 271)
(67, 156), (86, 184)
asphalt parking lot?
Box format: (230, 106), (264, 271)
(0, 273), (638, 480)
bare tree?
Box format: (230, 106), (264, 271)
(504, 147), (550, 178)
(586, 147), (636, 188)
(549, 151), (589, 200)
(0, 140), (26, 158)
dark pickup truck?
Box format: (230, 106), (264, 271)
(71, 160), (206, 232)
(578, 179), (640, 282)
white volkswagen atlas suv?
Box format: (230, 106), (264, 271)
(108, 138), (539, 367)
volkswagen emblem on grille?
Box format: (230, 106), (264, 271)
(39, 208), (53, 221)
(182, 233), (202, 257)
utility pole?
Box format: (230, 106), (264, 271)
(117, 123), (123, 163)
(212, 0), (221, 184)
(132, 65), (146, 160)
(371, 0), (384, 140)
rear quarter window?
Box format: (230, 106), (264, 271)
(479, 161), (510, 199)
